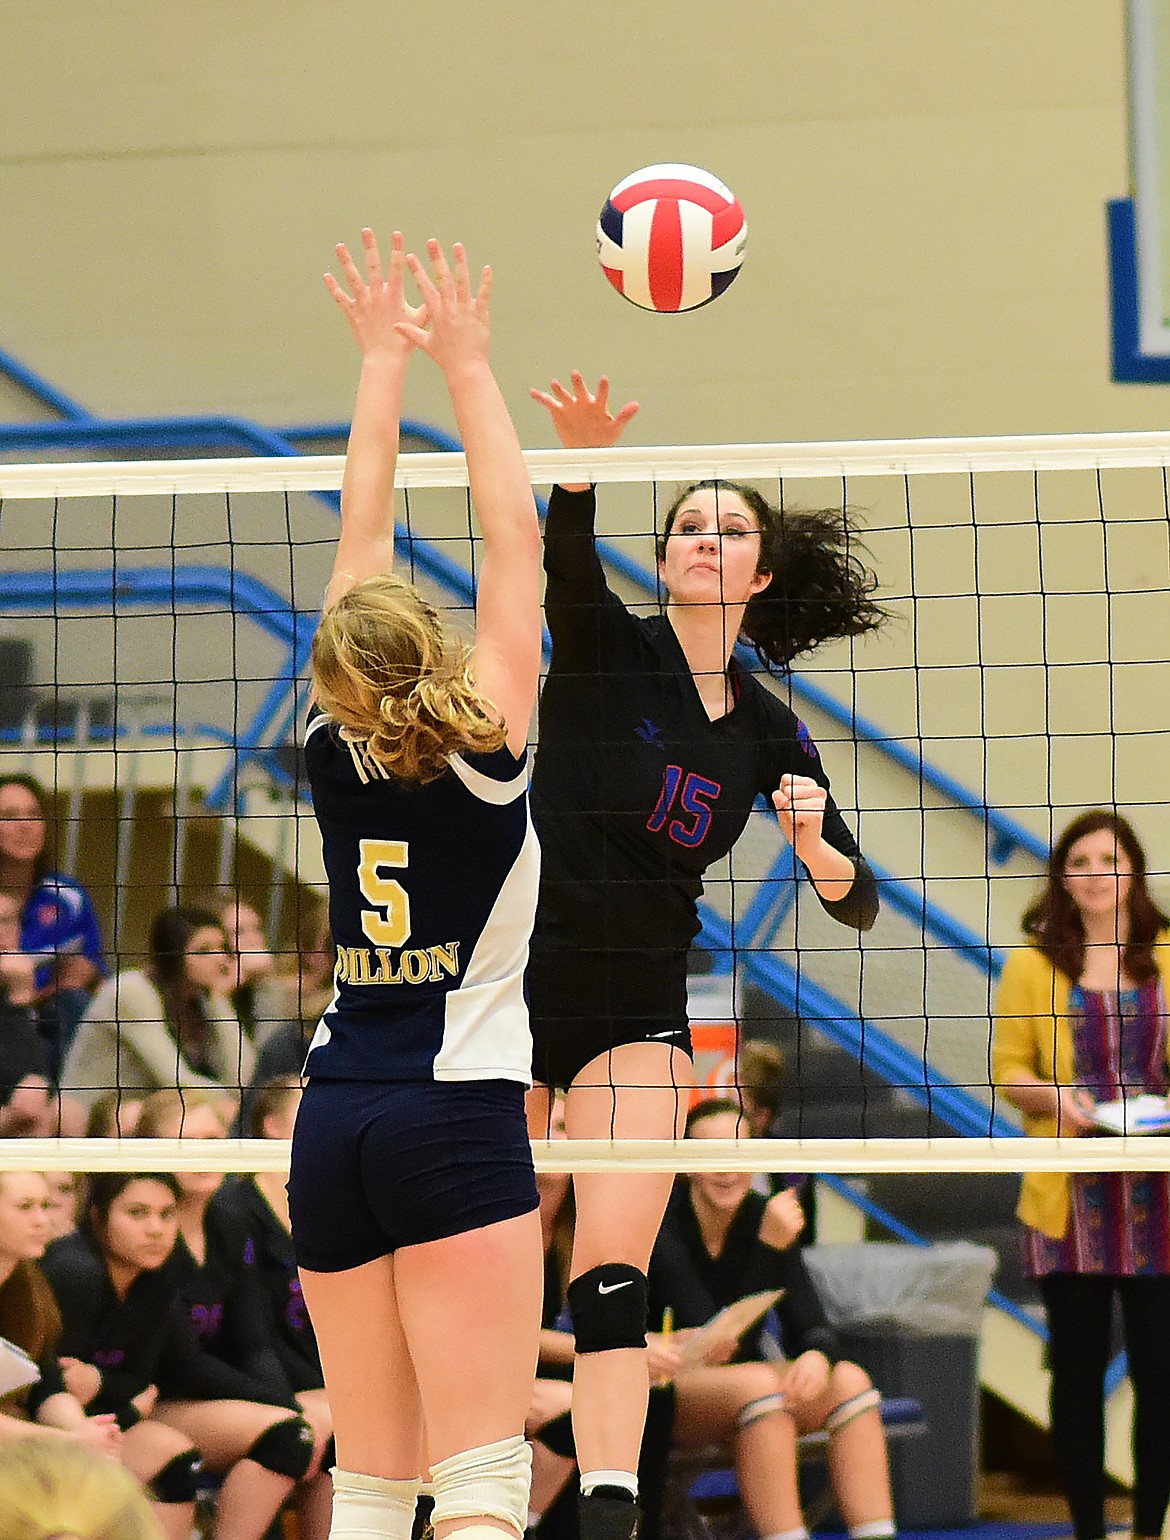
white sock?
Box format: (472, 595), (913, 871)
(330, 1468), (420, 1540)
(762, 1529), (808, 1540)
(580, 1470), (638, 1500)
(849, 1522), (896, 1540)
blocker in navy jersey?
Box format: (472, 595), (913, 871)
(302, 704), (539, 1085)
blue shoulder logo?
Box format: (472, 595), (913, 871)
(796, 719), (819, 759)
(635, 718), (665, 749)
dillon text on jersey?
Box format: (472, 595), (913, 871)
(335, 942), (462, 987)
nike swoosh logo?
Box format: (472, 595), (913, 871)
(598, 1280), (634, 1295)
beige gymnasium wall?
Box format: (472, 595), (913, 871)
(3, 0), (1168, 892)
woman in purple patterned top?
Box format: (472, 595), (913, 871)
(993, 809), (1170, 1540)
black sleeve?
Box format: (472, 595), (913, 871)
(757, 695), (880, 932)
(769, 1248), (839, 1365)
(23, 1350), (66, 1418)
(40, 1237), (150, 1425)
(645, 1197), (720, 1333)
(818, 851), (879, 932)
(0, 998), (48, 1101)
(203, 1206), (297, 1406)
(156, 1300), (294, 1408)
(542, 485), (638, 672)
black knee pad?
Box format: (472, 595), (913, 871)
(568, 1264), (648, 1354)
(320, 1433), (335, 1471)
(246, 1415), (316, 1480)
(147, 1448), (204, 1504)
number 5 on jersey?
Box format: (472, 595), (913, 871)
(358, 838), (411, 947)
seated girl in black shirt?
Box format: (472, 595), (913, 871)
(648, 1099), (895, 1540)
(132, 1089), (325, 1539)
(0, 1169), (119, 1458)
(213, 1076), (334, 1540)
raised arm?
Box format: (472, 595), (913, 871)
(401, 241), (541, 755)
(322, 228), (426, 612)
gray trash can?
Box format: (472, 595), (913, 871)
(803, 1242), (998, 1530)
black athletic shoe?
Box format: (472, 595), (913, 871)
(579, 1491), (640, 1540)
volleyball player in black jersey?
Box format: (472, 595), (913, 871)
(287, 232), (543, 1540)
(526, 373), (884, 1540)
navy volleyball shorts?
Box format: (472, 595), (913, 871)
(288, 1078), (539, 1273)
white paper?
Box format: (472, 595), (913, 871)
(1090, 1094), (1170, 1135)
(0, 1335), (41, 1397)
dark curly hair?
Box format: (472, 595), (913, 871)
(1022, 809), (1169, 984)
(657, 480), (888, 670)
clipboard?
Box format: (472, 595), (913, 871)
(0, 1335), (41, 1397)
(676, 1289), (783, 1370)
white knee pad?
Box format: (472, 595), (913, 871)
(735, 1391), (788, 1431)
(430, 1435), (532, 1538)
(823, 1386), (881, 1435)
(330, 1468), (420, 1540)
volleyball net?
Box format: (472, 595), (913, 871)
(1, 433), (1169, 1179)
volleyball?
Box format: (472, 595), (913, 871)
(596, 163), (747, 313)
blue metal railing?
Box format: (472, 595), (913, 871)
(697, 905), (1017, 1139)
(0, 565), (315, 813)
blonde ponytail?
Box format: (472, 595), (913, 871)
(313, 576), (507, 783)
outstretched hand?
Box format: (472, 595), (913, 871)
(324, 228), (426, 358)
(397, 239), (492, 372)
(530, 371), (639, 450)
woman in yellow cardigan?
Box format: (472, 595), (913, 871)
(992, 808), (1170, 1540)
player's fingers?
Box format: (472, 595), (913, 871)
(530, 388), (558, 408)
(550, 378), (575, 404)
(475, 263), (493, 317)
(395, 321), (430, 349)
(404, 250), (440, 308)
(569, 369), (593, 403)
(323, 272), (352, 308)
(594, 375), (611, 410)
(450, 242), (472, 302)
(361, 228), (385, 287)
(613, 401), (641, 430)
(334, 243), (365, 294)
(386, 230), (406, 282)
(427, 237), (455, 296)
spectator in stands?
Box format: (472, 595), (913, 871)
(43, 1167), (311, 1540)
(0, 773), (105, 1076)
(0, 887), (54, 1135)
(0, 1438), (164, 1540)
(992, 808), (1170, 1540)
(235, 901), (330, 1135)
(35, 1164), (201, 1540)
(738, 1039), (787, 1139)
(0, 1169), (121, 1458)
(61, 905), (254, 1120)
(215, 1076), (333, 1540)
(86, 1089), (144, 1138)
(43, 1170), (81, 1241)
(134, 1089), (327, 1539)
(276, 896), (334, 1030)
(738, 1038), (816, 1237)
(208, 895), (285, 1051)
(647, 1098), (895, 1540)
